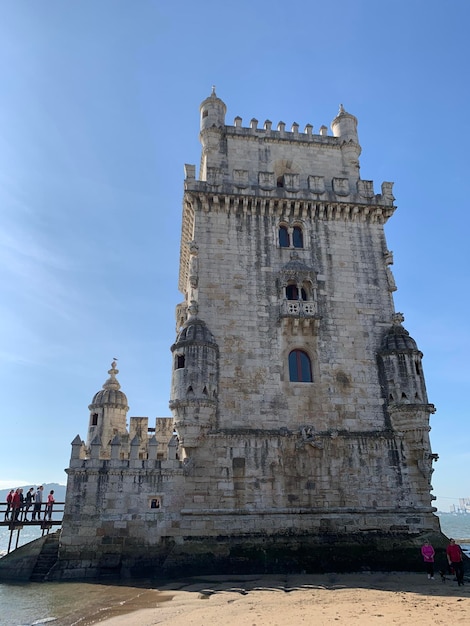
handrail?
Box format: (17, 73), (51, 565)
(0, 503), (65, 553)
(0, 501), (65, 524)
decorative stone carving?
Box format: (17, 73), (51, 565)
(188, 240), (199, 289)
(357, 180), (374, 197)
(381, 181), (395, 203)
(296, 426), (324, 449)
(333, 177), (349, 196)
(233, 169), (249, 188)
(308, 175), (325, 194)
(207, 167), (222, 185)
(258, 171), (275, 189)
(384, 250), (397, 292)
(283, 173), (299, 190)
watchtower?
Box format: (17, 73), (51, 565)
(59, 92), (443, 579)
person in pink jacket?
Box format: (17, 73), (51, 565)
(421, 540), (435, 579)
(44, 489), (55, 521)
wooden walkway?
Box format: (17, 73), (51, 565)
(0, 502), (64, 554)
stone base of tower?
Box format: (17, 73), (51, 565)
(50, 512), (448, 581)
(156, 530), (450, 579)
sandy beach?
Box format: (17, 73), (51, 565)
(80, 572), (470, 625)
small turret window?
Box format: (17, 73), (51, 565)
(289, 350), (313, 382)
(91, 413), (98, 426)
(202, 110), (208, 118)
(279, 225), (289, 247)
(175, 354), (185, 369)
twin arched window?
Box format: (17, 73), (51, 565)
(289, 350), (312, 382)
(279, 225), (304, 248)
(286, 283), (309, 301)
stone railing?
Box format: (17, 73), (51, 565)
(281, 300), (317, 317)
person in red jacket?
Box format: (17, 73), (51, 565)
(446, 538), (465, 586)
(4, 489), (14, 521)
(11, 489), (21, 521)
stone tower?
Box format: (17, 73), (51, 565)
(58, 91), (443, 580)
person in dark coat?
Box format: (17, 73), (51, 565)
(23, 487), (35, 521)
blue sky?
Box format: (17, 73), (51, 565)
(0, 1), (468, 513)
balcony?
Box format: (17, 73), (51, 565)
(280, 300), (320, 335)
(281, 300), (317, 316)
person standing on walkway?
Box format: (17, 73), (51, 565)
(44, 489), (55, 521)
(5, 489), (14, 521)
(446, 538), (465, 586)
(12, 488), (21, 521)
(32, 485), (43, 521)
(23, 487), (35, 521)
(421, 540), (435, 579)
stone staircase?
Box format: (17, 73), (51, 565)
(30, 531), (60, 581)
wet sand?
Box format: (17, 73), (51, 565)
(81, 572), (470, 625)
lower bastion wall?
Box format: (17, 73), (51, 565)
(55, 429), (445, 580)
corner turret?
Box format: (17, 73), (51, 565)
(378, 313), (430, 408)
(87, 360), (129, 452)
(331, 104), (362, 184)
(169, 309), (219, 449)
(331, 104), (359, 144)
(199, 87), (227, 182)
(199, 86), (227, 132)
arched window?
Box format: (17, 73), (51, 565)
(279, 225), (289, 247)
(286, 284), (299, 300)
(289, 350), (312, 382)
(292, 226), (303, 248)
(277, 175), (284, 188)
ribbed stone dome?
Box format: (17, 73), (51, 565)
(88, 361), (129, 409)
(174, 317), (217, 346)
(380, 318), (418, 352)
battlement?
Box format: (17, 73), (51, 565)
(228, 117), (335, 143)
(74, 416), (179, 466)
(193, 97), (393, 206)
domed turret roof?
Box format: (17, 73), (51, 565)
(380, 315), (419, 352)
(199, 86), (227, 113)
(173, 316), (217, 347)
(89, 361), (129, 409)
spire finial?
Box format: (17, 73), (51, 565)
(211, 85), (216, 96)
(103, 360), (121, 390)
(339, 103), (345, 114)
(392, 312), (405, 326)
